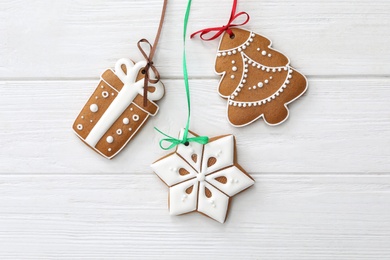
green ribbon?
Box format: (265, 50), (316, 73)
(154, 0), (209, 150)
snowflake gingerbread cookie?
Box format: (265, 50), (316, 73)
(215, 28), (308, 127)
(151, 130), (254, 223)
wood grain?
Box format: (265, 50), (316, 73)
(0, 0), (389, 258)
(0, 0), (389, 78)
(1, 78), (389, 173)
(0, 174), (389, 259)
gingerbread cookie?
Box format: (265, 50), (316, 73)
(151, 129), (254, 223)
(73, 58), (164, 159)
(215, 28), (308, 127)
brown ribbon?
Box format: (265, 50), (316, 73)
(137, 0), (168, 107)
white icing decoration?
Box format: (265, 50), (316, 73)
(77, 124), (83, 130)
(84, 59), (164, 149)
(132, 114), (139, 122)
(106, 136), (114, 143)
(232, 66), (237, 72)
(102, 91), (109, 98)
(231, 75), (235, 79)
(108, 148), (112, 152)
(151, 130), (254, 223)
(232, 60), (235, 64)
(261, 50), (267, 56)
(90, 104), (98, 113)
(116, 129), (122, 135)
(123, 118), (130, 124)
(228, 53), (294, 108)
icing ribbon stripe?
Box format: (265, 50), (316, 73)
(190, 0), (250, 41)
(155, 0), (209, 150)
(137, 0), (168, 107)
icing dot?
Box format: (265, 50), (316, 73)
(248, 87), (252, 90)
(279, 68), (282, 72)
(266, 68), (270, 72)
(106, 136), (114, 143)
(244, 69), (248, 73)
(108, 148), (112, 152)
(272, 68), (276, 72)
(258, 82), (264, 88)
(90, 104), (98, 113)
(130, 108), (133, 111)
(81, 116), (84, 119)
(232, 66), (237, 72)
(268, 54), (272, 57)
(90, 120), (93, 123)
(270, 76), (273, 79)
(232, 60), (235, 64)
(244, 73), (248, 78)
(222, 52), (226, 56)
(265, 80), (269, 84)
(231, 75), (235, 79)
(248, 60), (252, 64)
(228, 51), (232, 55)
(123, 118), (130, 124)
(257, 48), (260, 51)
(116, 129), (122, 135)
(102, 91), (109, 98)
(129, 128), (132, 131)
(261, 51), (267, 56)
(132, 114), (140, 121)
(242, 79), (246, 83)
(232, 50), (237, 54)
(253, 86), (257, 89)
(77, 124), (83, 130)
(111, 93), (115, 96)
(95, 96), (98, 99)
(100, 85), (104, 89)
(217, 53), (221, 57)
(238, 47), (242, 52)
(242, 45), (247, 49)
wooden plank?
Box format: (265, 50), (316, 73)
(0, 0), (390, 78)
(0, 78), (389, 173)
(0, 173), (389, 259)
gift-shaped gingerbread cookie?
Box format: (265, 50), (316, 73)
(73, 58), (164, 159)
(215, 28), (308, 127)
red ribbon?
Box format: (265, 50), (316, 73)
(190, 0), (250, 41)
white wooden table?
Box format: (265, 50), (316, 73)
(1, 0), (390, 259)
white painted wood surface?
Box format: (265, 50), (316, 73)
(0, 0), (389, 259)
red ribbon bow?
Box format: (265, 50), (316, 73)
(190, 0), (250, 41)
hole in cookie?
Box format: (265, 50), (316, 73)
(191, 154), (197, 163)
(179, 168), (190, 176)
(215, 176), (227, 184)
(121, 64), (127, 74)
(205, 187), (212, 198)
(141, 69), (146, 74)
(229, 33), (235, 39)
(184, 141), (189, 146)
(207, 157), (217, 167)
(185, 185), (193, 194)
(147, 86), (156, 93)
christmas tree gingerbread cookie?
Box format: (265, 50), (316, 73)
(215, 28), (308, 127)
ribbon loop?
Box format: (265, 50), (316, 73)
(190, 0), (250, 41)
(137, 39), (161, 107)
(155, 127), (209, 150)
